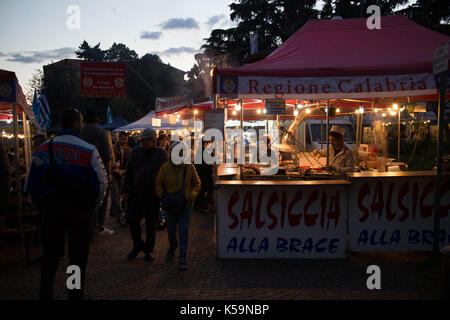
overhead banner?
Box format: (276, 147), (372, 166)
(216, 184), (349, 259)
(81, 62), (126, 98)
(216, 73), (436, 99)
(155, 96), (187, 112)
(348, 176), (450, 252)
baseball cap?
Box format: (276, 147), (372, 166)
(137, 128), (157, 140)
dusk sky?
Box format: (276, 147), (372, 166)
(1, 0), (417, 96)
(0, 0), (240, 94)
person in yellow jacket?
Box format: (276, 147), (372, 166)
(156, 141), (201, 270)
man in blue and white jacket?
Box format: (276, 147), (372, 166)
(25, 108), (106, 300)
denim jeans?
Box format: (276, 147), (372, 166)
(166, 208), (192, 258)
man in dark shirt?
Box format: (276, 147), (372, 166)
(110, 131), (131, 216)
(81, 108), (113, 235)
(122, 128), (167, 261)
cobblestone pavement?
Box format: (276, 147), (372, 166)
(0, 209), (442, 300)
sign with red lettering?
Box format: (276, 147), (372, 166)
(348, 177), (450, 251)
(216, 73), (436, 99)
(216, 184), (348, 258)
(80, 62), (126, 98)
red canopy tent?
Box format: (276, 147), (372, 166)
(214, 15), (450, 101)
(0, 70), (31, 120)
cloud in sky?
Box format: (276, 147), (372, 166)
(154, 46), (200, 56)
(4, 47), (76, 64)
(206, 14), (226, 27)
(140, 31), (163, 40)
(160, 18), (199, 30)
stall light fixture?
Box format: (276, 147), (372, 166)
(176, 114), (181, 119)
(297, 104), (304, 109)
(359, 107), (364, 114)
(374, 108), (379, 112)
(306, 108), (311, 114)
(392, 103), (399, 110)
(324, 108), (328, 113)
(355, 109), (359, 114)
(263, 108), (267, 114)
(382, 112), (386, 117)
(427, 120), (430, 123)
(232, 110), (237, 116)
(293, 110), (299, 116)
(193, 110), (198, 115)
(257, 109), (262, 114)
(235, 103), (241, 111)
(389, 110), (396, 116)
(6, 118), (12, 124)
(336, 108), (340, 113)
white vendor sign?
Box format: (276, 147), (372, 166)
(348, 176), (450, 251)
(216, 183), (348, 259)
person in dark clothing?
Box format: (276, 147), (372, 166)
(194, 141), (214, 212)
(25, 108), (106, 300)
(122, 128), (167, 261)
(81, 108), (113, 235)
(110, 132), (131, 216)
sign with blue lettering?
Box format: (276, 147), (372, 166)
(348, 176), (450, 251)
(216, 183), (348, 258)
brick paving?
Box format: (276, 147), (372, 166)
(0, 209), (443, 300)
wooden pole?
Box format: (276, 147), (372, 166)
(434, 71), (446, 257)
(12, 104), (25, 261)
(326, 100), (330, 168)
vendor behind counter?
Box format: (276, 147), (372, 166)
(313, 125), (355, 174)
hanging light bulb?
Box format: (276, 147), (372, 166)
(359, 107), (364, 114)
(257, 109), (262, 114)
(294, 110), (299, 116)
(392, 103), (399, 110)
(263, 108), (267, 114)
(382, 112), (386, 117)
(235, 103), (241, 111)
(306, 108), (311, 114)
(176, 114), (181, 119)
(232, 110), (237, 116)
(336, 108), (340, 113)
(355, 109), (359, 114)
(193, 109), (198, 115)
(6, 118), (12, 124)
(389, 110), (396, 116)
(297, 103), (303, 109)
(374, 108), (379, 112)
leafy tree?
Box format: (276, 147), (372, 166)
(104, 43), (139, 62)
(75, 41), (105, 61)
(26, 68), (44, 104)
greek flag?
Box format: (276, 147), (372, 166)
(107, 105), (113, 124)
(38, 87), (51, 129)
(31, 89), (40, 126)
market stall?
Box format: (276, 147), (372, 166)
(212, 16), (450, 258)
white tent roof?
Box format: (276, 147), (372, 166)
(113, 111), (192, 132)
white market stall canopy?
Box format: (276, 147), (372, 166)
(113, 110), (193, 132)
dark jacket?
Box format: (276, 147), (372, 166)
(81, 123), (112, 165)
(123, 146), (167, 198)
(24, 129), (107, 208)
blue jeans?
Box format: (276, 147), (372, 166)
(166, 208), (191, 258)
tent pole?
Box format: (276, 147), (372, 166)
(22, 112), (30, 172)
(397, 109), (401, 162)
(326, 100), (330, 169)
(433, 71), (446, 257)
(12, 103), (25, 262)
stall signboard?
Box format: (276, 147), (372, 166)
(348, 177), (450, 251)
(81, 62), (126, 98)
(204, 109), (225, 135)
(155, 96), (187, 112)
(216, 184), (348, 259)
(265, 99), (285, 115)
(152, 118), (161, 127)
